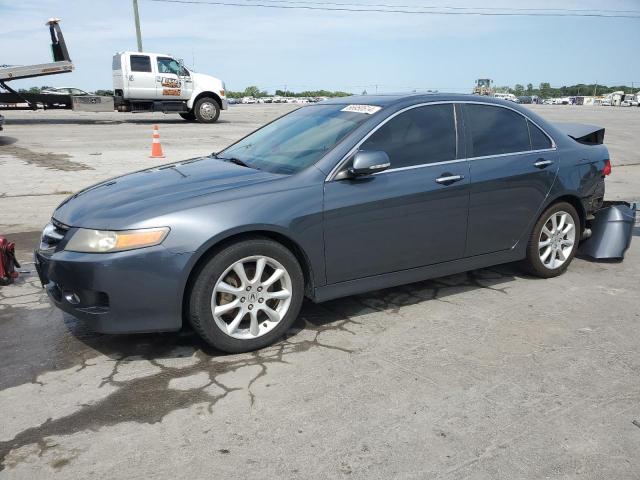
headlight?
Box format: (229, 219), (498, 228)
(65, 227), (169, 253)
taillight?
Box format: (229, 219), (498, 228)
(602, 159), (612, 177)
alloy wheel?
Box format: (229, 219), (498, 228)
(211, 255), (292, 339)
(538, 210), (576, 269)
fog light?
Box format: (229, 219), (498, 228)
(63, 292), (80, 305)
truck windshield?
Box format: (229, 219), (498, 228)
(217, 104), (377, 174)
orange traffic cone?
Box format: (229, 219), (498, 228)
(149, 124), (165, 158)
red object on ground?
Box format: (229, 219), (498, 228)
(0, 236), (20, 285)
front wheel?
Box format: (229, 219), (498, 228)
(522, 202), (580, 278)
(188, 238), (304, 353)
(193, 97), (221, 123)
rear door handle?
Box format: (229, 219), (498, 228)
(534, 159), (554, 169)
(435, 174), (464, 185)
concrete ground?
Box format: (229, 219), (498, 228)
(0, 104), (639, 479)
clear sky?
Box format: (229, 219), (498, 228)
(1, 0), (639, 94)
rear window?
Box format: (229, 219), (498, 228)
(465, 104), (531, 157)
(130, 55), (151, 72)
(528, 120), (552, 150)
(112, 55), (121, 70)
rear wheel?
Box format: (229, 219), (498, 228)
(193, 97), (221, 123)
(188, 238), (304, 353)
(522, 202), (580, 278)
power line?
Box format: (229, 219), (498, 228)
(232, 0), (640, 15)
(147, 0), (640, 17)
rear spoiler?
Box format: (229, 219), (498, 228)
(554, 122), (605, 145)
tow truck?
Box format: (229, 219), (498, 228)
(0, 19), (228, 123)
(0, 19), (74, 111)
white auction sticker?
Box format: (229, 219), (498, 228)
(341, 104), (382, 115)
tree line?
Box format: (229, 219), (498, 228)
(225, 86), (351, 99)
(494, 82), (637, 98)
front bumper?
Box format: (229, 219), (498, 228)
(220, 98), (229, 110)
(35, 246), (192, 334)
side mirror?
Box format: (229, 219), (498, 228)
(348, 150), (390, 177)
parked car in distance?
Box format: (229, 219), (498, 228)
(36, 93), (611, 353)
(41, 87), (90, 95)
(621, 94), (639, 107)
(494, 92), (519, 102)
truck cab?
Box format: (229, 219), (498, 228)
(112, 51), (228, 123)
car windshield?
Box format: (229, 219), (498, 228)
(217, 104), (376, 174)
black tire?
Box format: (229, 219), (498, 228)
(521, 201), (580, 278)
(188, 238), (304, 353)
(193, 97), (221, 123)
(179, 111), (196, 121)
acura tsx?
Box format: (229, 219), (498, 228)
(35, 93), (611, 352)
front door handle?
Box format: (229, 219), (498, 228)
(435, 174), (464, 185)
(534, 159), (554, 169)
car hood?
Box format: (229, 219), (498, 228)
(53, 156), (282, 229)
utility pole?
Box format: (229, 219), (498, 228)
(593, 81), (597, 97)
(133, 0), (143, 52)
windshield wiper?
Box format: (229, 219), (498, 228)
(224, 157), (251, 168)
(213, 153), (255, 169)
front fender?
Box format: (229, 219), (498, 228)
(187, 72), (226, 109)
(187, 91), (228, 110)
(161, 178), (326, 313)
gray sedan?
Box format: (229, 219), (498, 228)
(35, 94), (611, 352)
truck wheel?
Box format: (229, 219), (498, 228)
(188, 238), (304, 353)
(521, 202), (580, 278)
(179, 111), (196, 122)
(194, 97), (220, 123)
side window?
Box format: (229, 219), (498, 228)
(130, 55), (151, 72)
(157, 57), (181, 75)
(528, 120), (552, 150)
(361, 104), (456, 169)
(465, 104), (530, 157)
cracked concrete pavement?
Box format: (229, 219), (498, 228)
(1, 105), (640, 479)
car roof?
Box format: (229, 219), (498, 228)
(319, 92), (515, 107)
